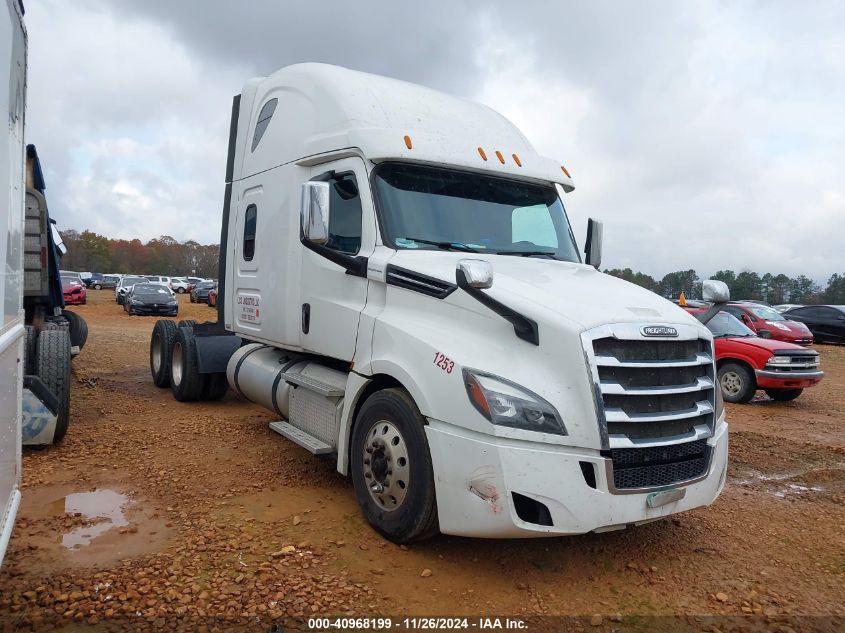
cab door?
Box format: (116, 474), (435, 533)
(299, 157), (374, 361)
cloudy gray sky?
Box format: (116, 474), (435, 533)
(25, 0), (844, 280)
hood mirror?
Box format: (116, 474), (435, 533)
(456, 259), (493, 289)
(584, 218), (603, 269)
(301, 181), (330, 244)
(702, 279), (730, 304)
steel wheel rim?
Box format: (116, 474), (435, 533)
(152, 332), (162, 373)
(362, 420), (410, 511)
(720, 371), (742, 396)
(171, 341), (183, 386)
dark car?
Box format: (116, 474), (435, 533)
(124, 283), (178, 316)
(783, 305), (845, 343)
(190, 281), (216, 304)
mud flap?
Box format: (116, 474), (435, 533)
(22, 376), (58, 446)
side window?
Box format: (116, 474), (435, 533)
(251, 98), (278, 152)
(243, 205), (257, 261)
(724, 306), (744, 320)
(819, 307), (839, 319)
(326, 174), (362, 254)
(512, 204), (558, 248)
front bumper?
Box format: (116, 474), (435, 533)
(755, 369), (824, 389)
(130, 304), (178, 316)
(64, 294), (85, 305)
(425, 417), (728, 538)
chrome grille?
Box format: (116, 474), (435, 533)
(582, 323), (717, 492)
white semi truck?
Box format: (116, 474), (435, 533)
(150, 63), (730, 542)
(0, 0), (26, 564)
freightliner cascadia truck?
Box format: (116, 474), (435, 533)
(149, 63), (731, 543)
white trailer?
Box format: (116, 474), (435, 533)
(0, 0), (26, 564)
(151, 63), (730, 543)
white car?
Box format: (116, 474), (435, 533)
(147, 275), (190, 294)
(115, 275), (149, 305)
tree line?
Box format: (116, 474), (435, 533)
(59, 230), (220, 279)
(604, 268), (845, 305)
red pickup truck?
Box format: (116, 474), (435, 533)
(687, 309), (824, 403)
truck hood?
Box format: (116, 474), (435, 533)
(387, 251), (699, 332)
(715, 335), (810, 354)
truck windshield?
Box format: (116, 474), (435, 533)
(706, 312), (756, 338)
(373, 163), (580, 262)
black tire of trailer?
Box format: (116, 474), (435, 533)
(36, 328), (72, 444)
(200, 372), (229, 401)
(350, 388), (439, 544)
(717, 362), (756, 404)
(765, 388), (803, 402)
(150, 319), (178, 388)
(62, 310), (89, 350)
(24, 325), (37, 374)
(170, 326), (204, 402)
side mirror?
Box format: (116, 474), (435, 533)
(584, 218), (603, 269)
(702, 279), (730, 304)
(456, 259), (493, 289)
(301, 181), (330, 244)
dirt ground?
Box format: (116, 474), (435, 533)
(1, 290), (843, 631)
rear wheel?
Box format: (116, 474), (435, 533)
(765, 388), (803, 402)
(24, 326), (36, 374)
(177, 319), (197, 329)
(62, 310), (88, 350)
(36, 329), (72, 443)
(177, 287), (185, 294)
(350, 388), (439, 543)
(150, 320), (178, 387)
(718, 362), (756, 404)
(170, 327), (204, 402)
(94, 284), (102, 290)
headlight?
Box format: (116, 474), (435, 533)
(766, 355), (791, 365)
(463, 369), (566, 435)
(767, 321), (790, 331)
(130, 298), (141, 305)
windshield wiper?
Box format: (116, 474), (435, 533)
(402, 237), (478, 253)
(495, 250), (560, 260)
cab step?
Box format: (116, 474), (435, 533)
(269, 420), (334, 455)
(282, 371), (344, 397)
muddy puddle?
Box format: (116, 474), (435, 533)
(52, 489), (130, 548)
(16, 484), (174, 571)
(731, 466), (844, 500)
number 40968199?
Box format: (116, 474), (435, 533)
(433, 352), (454, 374)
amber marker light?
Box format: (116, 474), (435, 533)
(512, 154), (522, 167)
(478, 147), (488, 161)
(560, 165), (571, 178)
(404, 135), (413, 149)
(495, 150), (505, 164)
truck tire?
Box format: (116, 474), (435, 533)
(170, 326), (204, 402)
(36, 329), (72, 443)
(177, 319), (197, 329)
(150, 319), (178, 388)
(62, 310), (89, 350)
(24, 325), (36, 374)
(718, 362), (756, 404)
(765, 388), (803, 402)
(350, 388), (439, 543)
(201, 372), (229, 401)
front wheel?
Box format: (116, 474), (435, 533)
(94, 284), (101, 290)
(765, 388), (803, 402)
(718, 362), (756, 404)
(350, 388), (439, 543)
